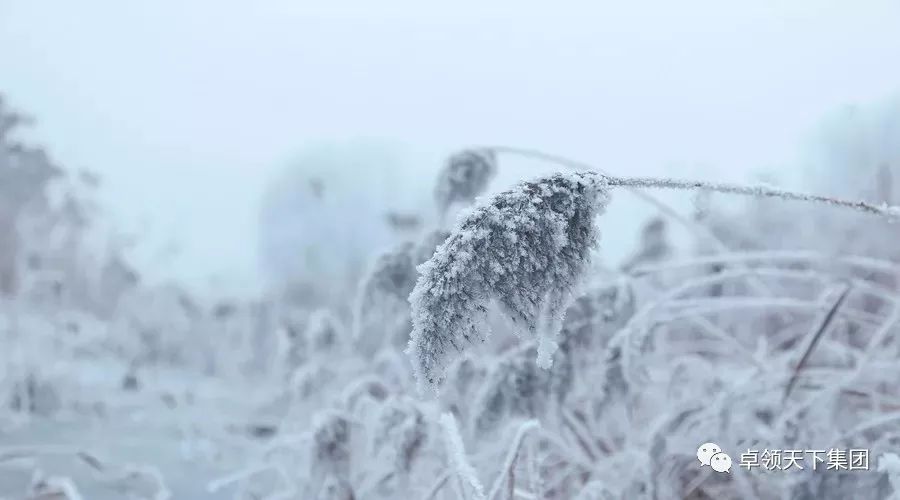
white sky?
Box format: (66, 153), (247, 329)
(2, 0), (899, 296)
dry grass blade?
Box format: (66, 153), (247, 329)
(782, 283), (852, 403)
(440, 412), (486, 500)
(487, 420), (540, 500)
(423, 471), (452, 500)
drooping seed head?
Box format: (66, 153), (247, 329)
(408, 171), (610, 394)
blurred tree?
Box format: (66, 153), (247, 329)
(0, 94), (138, 314)
(0, 95), (62, 296)
(257, 141), (431, 307)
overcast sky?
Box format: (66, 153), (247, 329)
(2, 0), (899, 296)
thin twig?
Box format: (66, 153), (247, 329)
(440, 412), (487, 500)
(629, 249), (900, 278)
(207, 463), (274, 493)
(604, 176), (900, 218)
(782, 283), (852, 403)
(424, 471), (452, 500)
(559, 410), (600, 463)
(477, 145), (754, 259)
(475, 145), (834, 323)
(487, 420), (540, 500)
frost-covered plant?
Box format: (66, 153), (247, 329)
(11, 104), (900, 500)
(408, 149), (900, 393)
(440, 356), (488, 423)
(369, 397), (428, 480)
(413, 229), (452, 265)
(408, 171), (610, 392)
(352, 230), (449, 354)
(434, 149), (498, 218)
(318, 475), (355, 500)
(558, 281), (635, 358)
(620, 217), (672, 272)
(372, 348), (417, 391)
(309, 410), (356, 497)
(274, 307), (345, 379)
(27, 471), (85, 500)
(342, 375), (390, 414)
(306, 308), (345, 355)
(6, 372), (61, 417)
(0, 96), (63, 297)
(358, 242), (418, 308)
(439, 412), (486, 500)
(473, 342), (571, 436)
(289, 363), (339, 405)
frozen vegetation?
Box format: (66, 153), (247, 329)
(5, 94), (900, 499)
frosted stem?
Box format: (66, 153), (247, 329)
(478, 145), (731, 249)
(440, 413), (486, 500)
(477, 144), (900, 221)
(604, 175), (900, 218)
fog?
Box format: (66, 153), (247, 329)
(3, 0), (899, 295)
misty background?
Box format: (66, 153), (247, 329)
(3, 0), (899, 299)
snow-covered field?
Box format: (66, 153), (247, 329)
(5, 97), (900, 499)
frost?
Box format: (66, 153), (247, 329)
(439, 356), (488, 422)
(290, 363), (338, 401)
(306, 308), (345, 355)
(28, 472), (85, 500)
(357, 243), (419, 310)
(608, 175), (900, 218)
(620, 217), (672, 272)
(407, 172), (611, 392)
(352, 230), (450, 353)
(7, 372), (61, 416)
(434, 149), (498, 217)
(370, 397), (427, 475)
(473, 343), (571, 436)
(8, 107), (900, 500)
(486, 419), (540, 500)
(558, 281), (635, 357)
(341, 375), (390, 413)
(318, 475), (356, 500)
(310, 410), (355, 488)
(439, 412), (486, 500)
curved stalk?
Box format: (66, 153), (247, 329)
(604, 175), (899, 218)
(478, 145), (899, 228)
(473, 146), (785, 302)
(477, 145), (733, 251)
